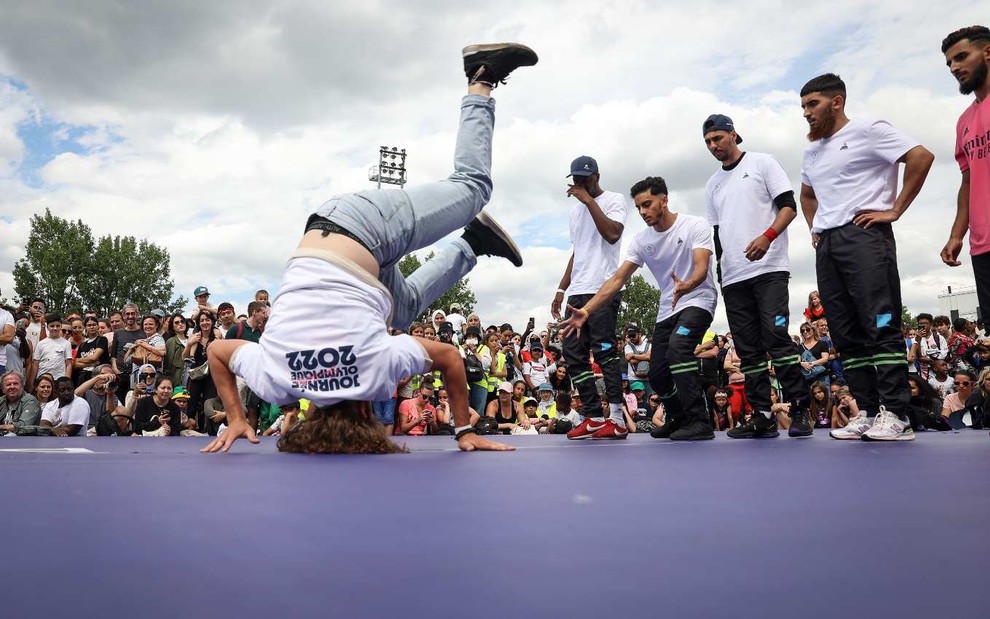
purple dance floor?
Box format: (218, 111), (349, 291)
(3, 431), (989, 618)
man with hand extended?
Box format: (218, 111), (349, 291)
(559, 176), (718, 441)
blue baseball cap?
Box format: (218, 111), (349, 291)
(567, 155), (599, 177)
(702, 114), (743, 144)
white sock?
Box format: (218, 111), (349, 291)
(760, 409), (772, 419)
(609, 403), (626, 427)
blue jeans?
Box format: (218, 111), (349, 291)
(372, 398), (397, 426)
(469, 383), (489, 417)
(314, 94), (495, 328)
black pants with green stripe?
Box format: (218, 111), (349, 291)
(563, 292), (624, 418)
(647, 306), (713, 424)
(816, 222), (909, 416)
(722, 271), (807, 412)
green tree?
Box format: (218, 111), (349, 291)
(397, 251), (477, 325)
(617, 274), (660, 331)
(901, 304), (914, 329)
(13, 208), (187, 317)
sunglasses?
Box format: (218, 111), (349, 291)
(800, 328), (813, 333)
(173, 319), (184, 325)
(141, 373), (156, 379)
(954, 380), (972, 386)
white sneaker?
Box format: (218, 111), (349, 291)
(829, 413), (873, 440)
(862, 406), (915, 441)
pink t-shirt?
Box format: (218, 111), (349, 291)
(397, 398), (434, 436)
(955, 97), (990, 255)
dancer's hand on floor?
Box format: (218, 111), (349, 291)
(457, 433), (516, 452)
(201, 419), (260, 453)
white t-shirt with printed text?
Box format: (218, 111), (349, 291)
(568, 190), (629, 294)
(33, 337), (72, 379)
(706, 151), (792, 286)
(0, 309), (13, 370)
(41, 397), (91, 435)
(801, 119), (919, 233)
(231, 257), (433, 406)
(623, 213), (718, 323)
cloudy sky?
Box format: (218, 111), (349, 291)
(0, 1), (985, 333)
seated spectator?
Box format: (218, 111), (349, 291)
(511, 379), (527, 405)
(808, 381), (833, 429)
(33, 374), (55, 408)
(907, 374), (945, 431)
(548, 361), (571, 394)
(635, 391), (664, 434)
(546, 392), (580, 434)
(75, 364), (128, 434)
(485, 381), (528, 433)
(629, 381), (647, 414)
(941, 369), (975, 420)
(927, 359), (955, 399)
(710, 389), (732, 431)
(832, 386), (859, 428)
(170, 386), (200, 433)
(132, 375), (182, 436)
(40, 376), (89, 436)
(0, 370), (42, 436)
(972, 344), (990, 371)
(535, 382), (556, 417)
(125, 364), (159, 414)
(432, 388), (454, 435)
(803, 290), (825, 322)
(396, 384), (438, 436)
(263, 401), (302, 437)
(723, 342), (751, 422)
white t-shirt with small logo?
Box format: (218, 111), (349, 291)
(568, 190), (629, 295)
(41, 397), (91, 435)
(706, 152), (792, 286)
(801, 119), (919, 233)
(0, 308), (13, 371)
(231, 257), (432, 406)
(623, 213), (718, 323)
(33, 336), (72, 379)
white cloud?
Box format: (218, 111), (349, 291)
(0, 1), (987, 335)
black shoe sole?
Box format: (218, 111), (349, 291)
(788, 430), (814, 438)
(462, 43), (539, 64)
(475, 211), (523, 266)
(727, 431), (780, 439)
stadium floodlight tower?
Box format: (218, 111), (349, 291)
(368, 146), (407, 189)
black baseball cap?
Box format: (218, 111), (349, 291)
(702, 114), (743, 144)
(567, 155), (599, 177)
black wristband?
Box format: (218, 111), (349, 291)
(454, 427), (477, 440)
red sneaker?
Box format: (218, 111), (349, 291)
(591, 419), (629, 440)
(566, 416), (608, 440)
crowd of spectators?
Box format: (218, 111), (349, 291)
(1, 288), (986, 438)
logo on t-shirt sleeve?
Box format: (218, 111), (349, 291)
(286, 346), (361, 392)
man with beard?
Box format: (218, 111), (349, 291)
(940, 26), (990, 321)
(799, 73), (934, 441)
(702, 114), (810, 439)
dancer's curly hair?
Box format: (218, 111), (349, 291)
(277, 401), (408, 454)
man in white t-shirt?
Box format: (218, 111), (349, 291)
(623, 324), (651, 397)
(560, 176), (718, 441)
(551, 155), (630, 440)
(203, 42), (538, 455)
(446, 304), (467, 337)
(799, 73), (934, 441)
(29, 314), (72, 385)
(41, 377), (90, 436)
(702, 114), (810, 439)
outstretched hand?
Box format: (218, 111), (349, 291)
(201, 419), (260, 453)
(670, 271), (692, 310)
(557, 305), (588, 339)
(457, 433), (516, 452)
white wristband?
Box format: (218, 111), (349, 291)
(454, 424), (474, 435)
(556, 288), (566, 296)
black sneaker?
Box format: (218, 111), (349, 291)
(462, 211), (523, 266)
(727, 411), (779, 439)
(788, 410), (814, 438)
(669, 420), (715, 441)
(463, 43), (538, 87)
(649, 418), (680, 439)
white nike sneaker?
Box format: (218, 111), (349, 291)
(829, 413), (873, 440)
(862, 406), (915, 441)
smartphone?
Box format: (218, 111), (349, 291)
(528, 317), (535, 328)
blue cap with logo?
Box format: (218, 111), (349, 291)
(567, 155), (599, 177)
(702, 114), (743, 144)
(194, 285), (210, 297)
